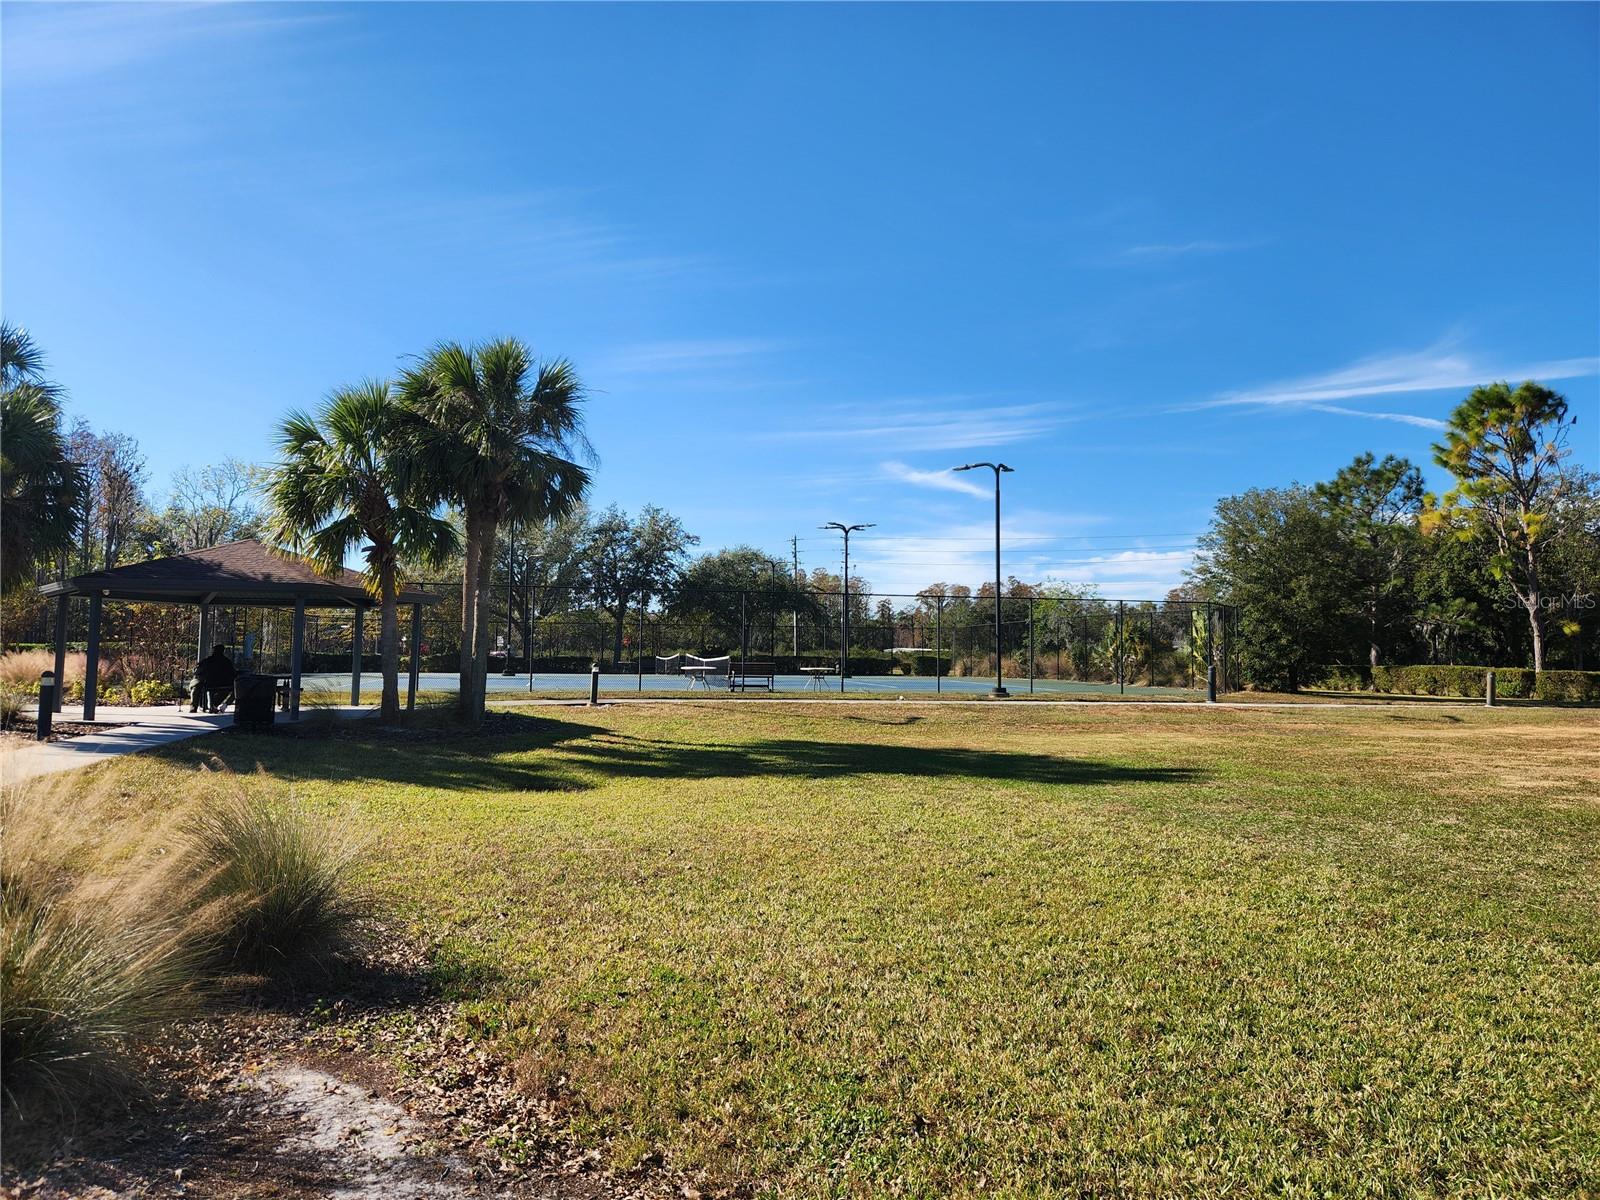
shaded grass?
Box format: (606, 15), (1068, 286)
(39, 703), (1600, 1196)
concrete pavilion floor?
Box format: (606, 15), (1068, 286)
(1, 703), (375, 784)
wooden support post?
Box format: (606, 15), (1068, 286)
(289, 597), (306, 719)
(84, 594), (102, 721)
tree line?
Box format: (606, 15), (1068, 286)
(1187, 382), (1598, 689)
(5, 319), (1595, 708)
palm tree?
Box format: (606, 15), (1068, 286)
(268, 381), (458, 723)
(1, 322), (85, 589)
(399, 339), (590, 720)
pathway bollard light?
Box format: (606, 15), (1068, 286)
(1486, 669), (1496, 707)
(589, 663), (601, 706)
(1207, 664), (1217, 704)
(37, 671), (55, 740)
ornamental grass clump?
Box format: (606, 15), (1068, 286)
(0, 786), (220, 1114)
(177, 787), (371, 976)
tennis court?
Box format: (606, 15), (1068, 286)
(300, 670), (1200, 698)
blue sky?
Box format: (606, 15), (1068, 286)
(4, 1), (1596, 597)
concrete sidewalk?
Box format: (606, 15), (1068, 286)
(2, 704), (374, 784)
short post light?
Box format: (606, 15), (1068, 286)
(37, 671), (56, 740)
(589, 662), (601, 706)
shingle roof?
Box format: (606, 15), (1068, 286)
(40, 539), (439, 607)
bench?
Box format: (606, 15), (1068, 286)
(727, 661), (776, 691)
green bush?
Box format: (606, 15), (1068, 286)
(128, 678), (177, 706)
(1306, 665), (1370, 692)
(1534, 670), (1600, 703)
(177, 792), (370, 976)
(1367, 665), (1599, 701)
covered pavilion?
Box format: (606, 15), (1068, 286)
(39, 539), (440, 719)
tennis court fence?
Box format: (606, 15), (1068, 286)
(13, 584), (1240, 694)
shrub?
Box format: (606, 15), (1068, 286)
(176, 790), (370, 976)
(1534, 670), (1600, 704)
(1306, 665), (1370, 692)
(1366, 665), (1600, 701)
(127, 678), (177, 706)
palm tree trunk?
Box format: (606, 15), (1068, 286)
(469, 516), (499, 719)
(379, 558), (401, 723)
(457, 509), (482, 719)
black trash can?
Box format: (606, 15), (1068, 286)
(233, 674), (276, 730)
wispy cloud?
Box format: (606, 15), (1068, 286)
(1, 2), (331, 87)
(596, 339), (787, 377)
(1301, 405), (1448, 430)
(764, 400), (1071, 453)
(1120, 238), (1267, 261)
(1193, 341), (1600, 428)
(331, 189), (709, 287)
(880, 461), (988, 497)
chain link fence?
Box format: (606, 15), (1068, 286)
(7, 583), (1239, 695)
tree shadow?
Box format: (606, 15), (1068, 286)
(195, 711), (609, 793)
(195, 714), (1207, 795)
(561, 733), (1207, 787)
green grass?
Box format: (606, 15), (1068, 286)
(57, 702), (1600, 1196)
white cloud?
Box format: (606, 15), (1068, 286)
(1197, 341), (1599, 426)
(1120, 238), (1266, 260)
(764, 400), (1070, 453)
(596, 339), (786, 377)
(880, 461), (988, 497)
(1, 2), (330, 87)
(1304, 405), (1447, 430)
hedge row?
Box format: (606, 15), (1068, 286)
(1368, 665), (1600, 703)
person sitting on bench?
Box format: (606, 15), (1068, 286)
(190, 644), (238, 713)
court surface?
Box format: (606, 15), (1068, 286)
(299, 670), (1199, 698)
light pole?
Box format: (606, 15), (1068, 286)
(821, 521), (873, 693)
(954, 462), (1013, 697)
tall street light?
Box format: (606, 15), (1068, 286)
(821, 521), (873, 694)
(953, 462), (1013, 697)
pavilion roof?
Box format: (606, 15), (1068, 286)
(39, 539), (440, 608)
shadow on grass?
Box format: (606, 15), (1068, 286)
(190, 713), (1207, 795)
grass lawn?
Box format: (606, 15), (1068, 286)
(74, 702), (1600, 1196)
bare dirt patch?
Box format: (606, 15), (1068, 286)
(1, 951), (684, 1200)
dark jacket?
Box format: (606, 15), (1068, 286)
(195, 652), (237, 689)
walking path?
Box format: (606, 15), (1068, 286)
(1, 704), (373, 784)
